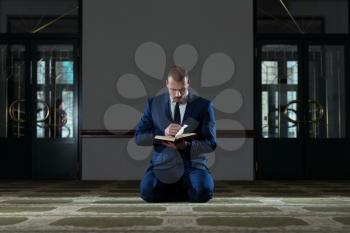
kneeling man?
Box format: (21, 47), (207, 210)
(135, 65), (216, 203)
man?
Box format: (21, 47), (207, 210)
(135, 65), (216, 203)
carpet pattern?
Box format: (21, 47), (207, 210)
(0, 181), (349, 232)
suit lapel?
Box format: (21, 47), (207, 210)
(163, 93), (172, 122)
(182, 92), (193, 124)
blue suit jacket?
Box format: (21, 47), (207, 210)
(135, 91), (216, 170)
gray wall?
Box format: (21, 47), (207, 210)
(82, 0), (254, 180)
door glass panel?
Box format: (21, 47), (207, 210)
(37, 61), (46, 85)
(262, 61), (278, 84)
(0, 45), (26, 138)
(56, 61), (74, 84)
(287, 91), (297, 137)
(36, 91), (46, 138)
(287, 61), (298, 84)
(261, 45), (299, 138)
(35, 45), (75, 139)
(61, 90), (73, 138)
(308, 45), (346, 138)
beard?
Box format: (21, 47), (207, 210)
(173, 97), (182, 102)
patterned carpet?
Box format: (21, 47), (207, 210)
(0, 181), (350, 232)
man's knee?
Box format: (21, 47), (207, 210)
(139, 173), (159, 202)
(188, 185), (213, 203)
(139, 181), (155, 202)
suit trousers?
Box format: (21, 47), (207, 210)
(140, 165), (214, 203)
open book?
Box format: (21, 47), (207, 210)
(154, 124), (196, 143)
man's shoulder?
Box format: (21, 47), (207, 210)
(190, 94), (211, 105)
(145, 92), (168, 107)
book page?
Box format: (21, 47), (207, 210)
(154, 135), (175, 142)
(174, 124), (188, 137)
(175, 133), (196, 140)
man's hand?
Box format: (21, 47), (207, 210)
(161, 139), (188, 150)
(164, 123), (182, 136)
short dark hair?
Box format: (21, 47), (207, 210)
(167, 65), (188, 82)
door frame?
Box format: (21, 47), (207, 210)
(30, 38), (80, 179)
(255, 40), (305, 179)
(0, 39), (31, 178)
(255, 36), (350, 179)
(303, 40), (350, 179)
(0, 35), (81, 179)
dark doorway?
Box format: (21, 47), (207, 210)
(0, 39), (79, 179)
(255, 40), (350, 179)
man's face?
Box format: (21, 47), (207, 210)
(166, 76), (189, 102)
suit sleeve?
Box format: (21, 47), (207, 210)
(188, 101), (216, 156)
(135, 98), (155, 146)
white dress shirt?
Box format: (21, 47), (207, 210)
(169, 91), (188, 125)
